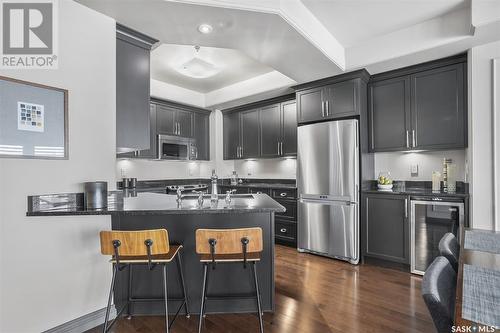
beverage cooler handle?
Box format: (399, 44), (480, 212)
(405, 199), (408, 218)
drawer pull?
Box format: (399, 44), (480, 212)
(256, 191), (262, 194)
(280, 228), (287, 233)
(280, 193), (287, 197)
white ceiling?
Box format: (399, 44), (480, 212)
(76, 0), (342, 84)
(301, 0), (468, 47)
(151, 44), (273, 93)
(76, 0), (500, 108)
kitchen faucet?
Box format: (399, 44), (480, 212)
(225, 189), (236, 205)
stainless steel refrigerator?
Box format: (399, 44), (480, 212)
(297, 119), (360, 264)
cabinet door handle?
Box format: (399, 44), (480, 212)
(280, 228), (287, 233)
(326, 100), (329, 117)
(280, 141), (283, 155)
(321, 101), (325, 117)
(412, 130), (416, 147)
(277, 142), (280, 155)
(406, 130), (410, 148)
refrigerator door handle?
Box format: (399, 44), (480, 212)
(299, 198), (353, 206)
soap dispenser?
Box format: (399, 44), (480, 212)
(211, 169), (218, 201)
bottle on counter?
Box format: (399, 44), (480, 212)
(447, 164), (457, 193)
(442, 158), (452, 192)
(211, 169), (218, 201)
(432, 171), (441, 192)
(230, 171), (238, 186)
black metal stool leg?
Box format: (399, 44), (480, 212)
(176, 251), (190, 318)
(127, 265), (133, 319)
(103, 264), (118, 333)
(198, 263), (208, 333)
(251, 262), (264, 333)
(202, 264), (210, 318)
(163, 263), (169, 333)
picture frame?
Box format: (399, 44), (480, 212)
(0, 75), (68, 159)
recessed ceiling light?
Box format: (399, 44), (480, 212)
(198, 23), (213, 34)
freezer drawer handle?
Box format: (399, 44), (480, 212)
(280, 228), (287, 233)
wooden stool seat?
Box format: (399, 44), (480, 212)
(110, 245), (182, 264)
(199, 252), (260, 263)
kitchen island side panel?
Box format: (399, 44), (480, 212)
(111, 212), (275, 315)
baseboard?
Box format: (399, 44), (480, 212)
(43, 306), (117, 333)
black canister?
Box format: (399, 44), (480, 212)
(84, 181), (108, 210)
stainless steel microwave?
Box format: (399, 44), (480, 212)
(157, 134), (197, 160)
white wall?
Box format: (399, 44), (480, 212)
(468, 40), (500, 231)
(374, 150), (467, 181)
(234, 158), (296, 179)
(0, 1), (116, 332)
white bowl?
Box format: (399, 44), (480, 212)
(377, 184), (393, 190)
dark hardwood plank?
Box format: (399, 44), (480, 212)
(86, 245), (434, 333)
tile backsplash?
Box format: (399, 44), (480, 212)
(373, 149), (467, 181)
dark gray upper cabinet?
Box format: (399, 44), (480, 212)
(193, 112), (210, 160)
(116, 24), (158, 153)
(411, 64), (465, 150)
(222, 95), (296, 160)
(260, 104), (281, 157)
(240, 109), (260, 158)
(295, 70), (370, 124)
(176, 109), (193, 137)
(156, 105), (176, 135)
(328, 79), (358, 118)
(223, 111), (241, 160)
(369, 55), (467, 152)
(281, 101), (297, 156)
(121, 98), (210, 160)
(296, 87), (325, 123)
(369, 76), (411, 151)
(156, 106), (193, 137)
(363, 193), (409, 264)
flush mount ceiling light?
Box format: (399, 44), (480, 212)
(197, 23), (213, 34)
(175, 45), (221, 79)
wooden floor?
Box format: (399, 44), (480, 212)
(86, 245), (435, 333)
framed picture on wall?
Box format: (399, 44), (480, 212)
(0, 76), (68, 159)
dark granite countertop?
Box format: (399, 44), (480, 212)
(219, 182), (297, 189)
(362, 180), (469, 198)
(117, 178), (296, 191)
(27, 191), (286, 217)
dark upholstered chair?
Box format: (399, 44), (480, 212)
(439, 232), (460, 272)
(422, 256), (457, 333)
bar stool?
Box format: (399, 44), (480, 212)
(99, 229), (189, 333)
(195, 227), (264, 333)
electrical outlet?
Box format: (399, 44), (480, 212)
(410, 164), (419, 176)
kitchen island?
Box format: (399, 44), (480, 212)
(27, 191), (285, 315)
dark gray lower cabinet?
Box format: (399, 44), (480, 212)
(217, 186), (297, 247)
(362, 194), (409, 264)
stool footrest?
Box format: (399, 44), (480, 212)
(205, 293), (259, 300)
